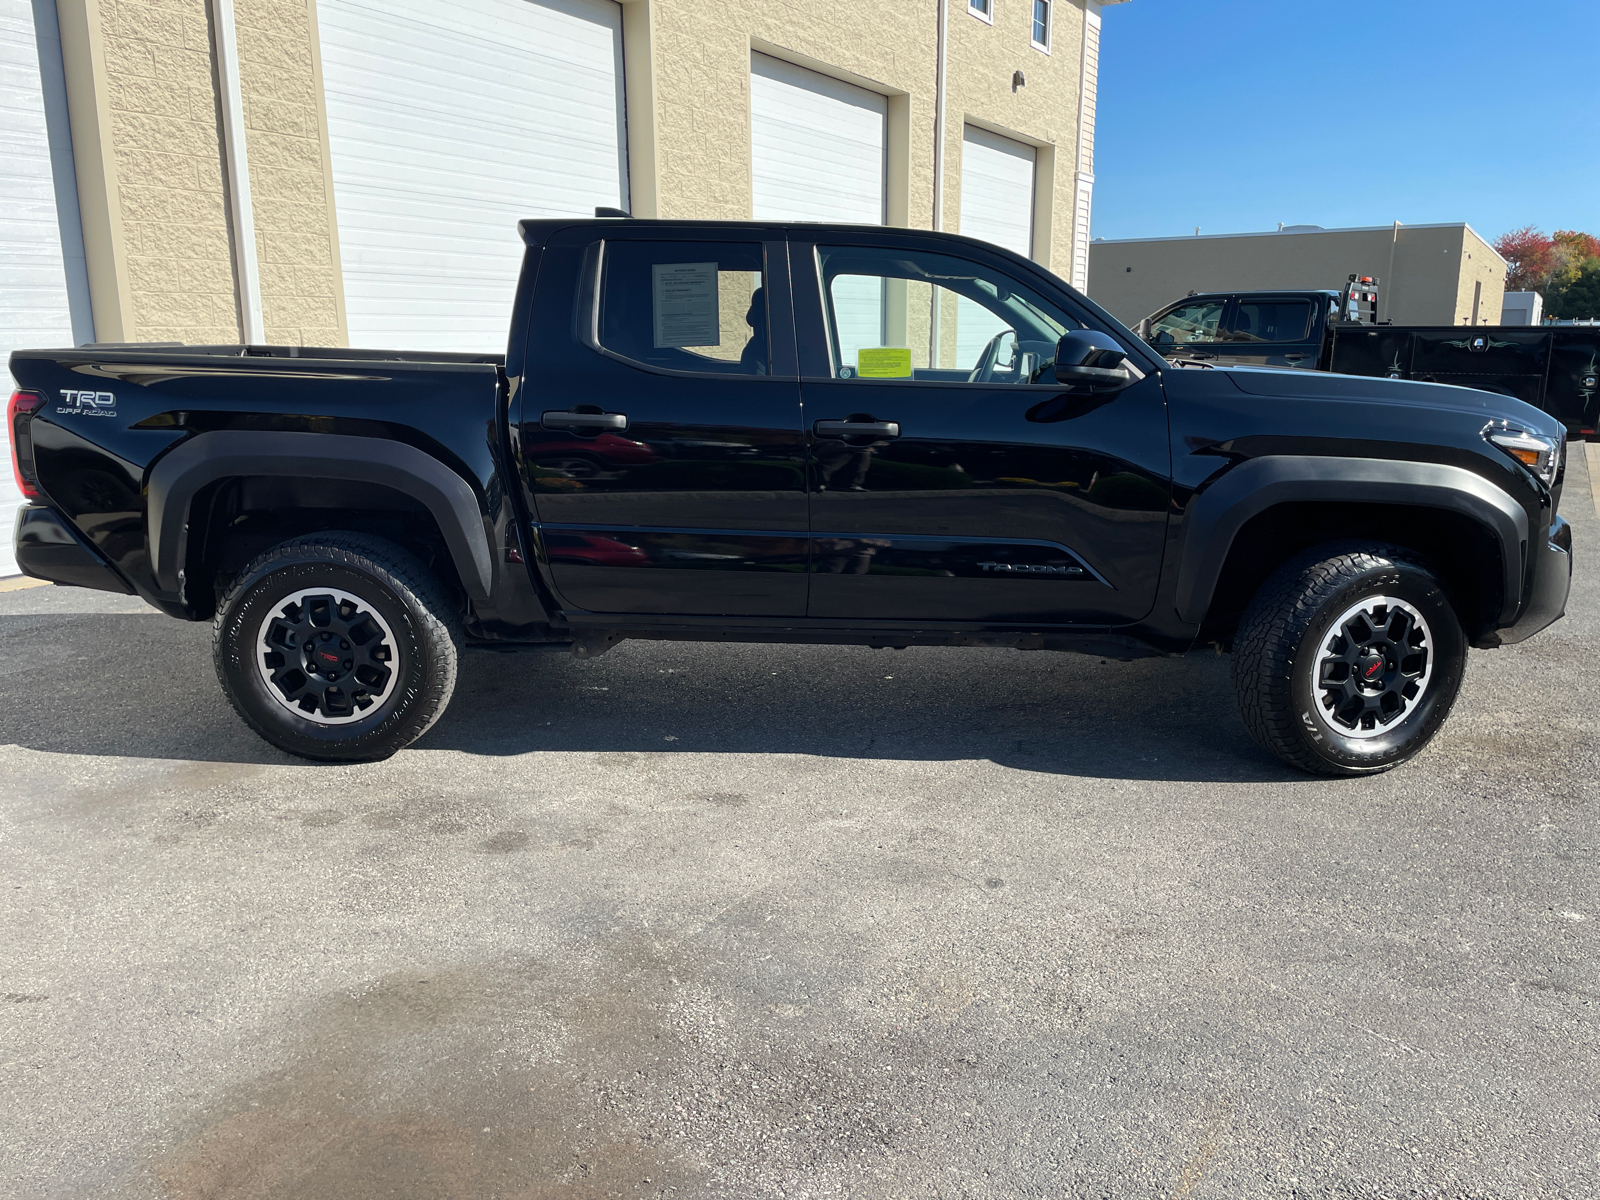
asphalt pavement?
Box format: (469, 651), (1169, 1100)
(2, 453), (1597, 1199)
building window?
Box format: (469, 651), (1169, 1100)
(1032, 0), (1051, 50)
(969, 0), (993, 24)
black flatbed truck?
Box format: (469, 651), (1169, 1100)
(1139, 280), (1600, 437)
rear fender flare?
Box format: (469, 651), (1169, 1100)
(146, 431), (493, 602)
(1175, 455), (1528, 626)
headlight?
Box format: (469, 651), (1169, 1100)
(1484, 424), (1562, 487)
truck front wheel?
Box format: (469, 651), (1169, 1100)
(213, 533), (463, 762)
(1231, 543), (1466, 776)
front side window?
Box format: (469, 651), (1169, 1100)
(598, 241), (768, 374)
(1148, 300), (1226, 345)
(1032, 0), (1051, 49)
(1230, 298), (1313, 343)
(816, 244), (1080, 385)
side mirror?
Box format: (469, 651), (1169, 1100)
(1053, 330), (1131, 387)
(1136, 317), (1153, 340)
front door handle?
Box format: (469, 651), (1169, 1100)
(1284, 354), (1307, 363)
(814, 418), (900, 439)
(543, 408), (628, 432)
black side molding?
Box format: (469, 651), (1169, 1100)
(1176, 456), (1529, 626)
(145, 431), (494, 601)
(14, 505), (135, 594)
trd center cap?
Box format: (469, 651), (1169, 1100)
(1355, 650), (1386, 685)
(311, 649), (343, 677)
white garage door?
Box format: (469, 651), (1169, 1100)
(2, 0), (79, 574)
(750, 53), (886, 364)
(317, 0), (628, 353)
(957, 125), (1036, 366)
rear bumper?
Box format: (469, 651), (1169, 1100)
(13, 505), (134, 594)
(1493, 514), (1571, 645)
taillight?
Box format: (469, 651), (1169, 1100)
(8, 389), (45, 500)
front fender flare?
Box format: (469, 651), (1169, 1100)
(146, 431), (493, 602)
(1175, 455), (1528, 626)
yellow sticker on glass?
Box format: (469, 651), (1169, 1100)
(856, 347), (912, 378)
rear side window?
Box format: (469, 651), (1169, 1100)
(598, 241), (769, 374)
(1231, 299), (1313, 343)
(1149, 300), (1225, 345)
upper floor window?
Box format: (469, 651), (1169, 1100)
(1032, 0), (1051, 50)
(968, 0), (993, 24)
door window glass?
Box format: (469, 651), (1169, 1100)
(1148, 300), (1225, 345)
(1230, 299), (1312, 343)
(598, 241), (768, 374)
(817, 245), (1078, 384)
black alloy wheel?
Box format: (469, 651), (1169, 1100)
(1232, 542), (1466, 776)
(255, 587), (399, 724)
(214, 532), (462, 762)
(1310, 596), (1434, 738)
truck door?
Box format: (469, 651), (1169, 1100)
(1144, 297), (1230, 363)
(1218, 295), (1320, 369)
(516, 229), (808, 617)
(790, 234), (1171, 625)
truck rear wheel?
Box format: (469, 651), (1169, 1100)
(213, 533), (462, 762)
(1231, 543), (1466, 776)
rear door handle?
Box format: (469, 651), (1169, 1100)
(814, 418), (900, 439)
(543, 408), (628, 432)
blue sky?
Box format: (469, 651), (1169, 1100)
(1092, 0), (1600, 245)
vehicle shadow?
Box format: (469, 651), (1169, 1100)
(0, 609), (1294, 783)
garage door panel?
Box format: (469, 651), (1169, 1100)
(956, 126), (1036, 367)
(2, 0), (78, 575)
(750, 53), (886, 227)
(319, 0), (627, 352)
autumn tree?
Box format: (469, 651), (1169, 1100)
(1494, 226), (1555, 293)
(1494, 226), (1600, 317)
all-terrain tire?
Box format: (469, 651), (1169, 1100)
(1231, 542), (1466, 776)
(213, 532), (463, 762)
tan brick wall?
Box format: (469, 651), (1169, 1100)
(98, 0), (238, 342)
(1456, 225), (1506, 326)
(1088, 224), (1507, 328)
(233, 0), (344, 345)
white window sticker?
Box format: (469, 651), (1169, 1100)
(652, 262), (720, 348)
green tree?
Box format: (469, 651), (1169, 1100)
(1551, 259), (1600, 320)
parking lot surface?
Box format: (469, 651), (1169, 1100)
(3, 455), (1597, 1199)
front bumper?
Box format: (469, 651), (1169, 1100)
(1493, 514), (1572, 645)
(13, 505), (134, 594)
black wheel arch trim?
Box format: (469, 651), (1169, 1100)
(146, 431), (493, 602)
(1175, 455), (1529, 627)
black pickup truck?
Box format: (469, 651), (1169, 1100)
(1139, 283), (1600, 437)
(8, 219), (1573, 775)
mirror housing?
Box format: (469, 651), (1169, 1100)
(1136, 317), (1153, 340)
(1053, 330), (1132, 387)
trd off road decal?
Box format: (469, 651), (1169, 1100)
(57, 389), (117, 416)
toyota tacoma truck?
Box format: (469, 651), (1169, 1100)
(8, 218), (1573, 775)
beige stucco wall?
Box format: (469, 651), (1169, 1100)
(944, 0), (1086, 274)
(1087, 224), (1508, 327)
(85, 0), (239, 343)
(233, 0), (345, 345)
(61, 0), (1100, 348)
(638, 0), (1091, 277)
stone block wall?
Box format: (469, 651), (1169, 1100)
(234, 0), (343, 345)
(98, 0), (238, 342)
